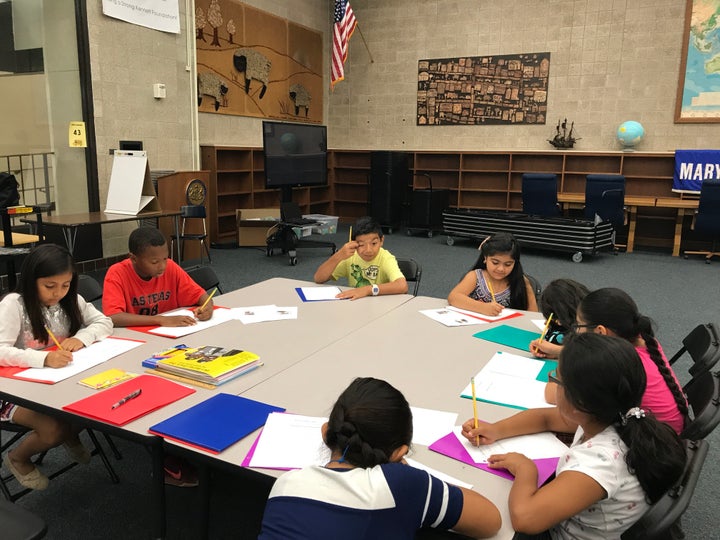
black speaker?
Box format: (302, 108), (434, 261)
(369, 151), (409, 232)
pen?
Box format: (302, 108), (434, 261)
(111, 389), (142, 409)
(45, 326), (64, 351)
(534, 312), (554, 354)
(471, 377), (479, 446)
(198, 288), (217, 313)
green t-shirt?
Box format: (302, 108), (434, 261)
(330, 248), (404, 287)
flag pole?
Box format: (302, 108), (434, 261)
(354, 24), (374, 63)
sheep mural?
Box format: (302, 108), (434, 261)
(197, 72), (228, 111)
(233, 48), (271, 99)
(289, 84), (311, 117)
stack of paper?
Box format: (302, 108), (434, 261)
(154, 345), (262, 386)
(147, 307), (235, 338)
(78, 368), (136, 389)
(295, 286), (342, 301)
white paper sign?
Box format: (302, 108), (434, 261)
(102, 0), (180, 34)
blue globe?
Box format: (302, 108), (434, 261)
(617, 121), (645, 148)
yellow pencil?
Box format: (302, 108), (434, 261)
(45, 326), (63, 351)
(198, 287), (217, 312)
(349, 226), (353, 242)
(534, 312), (554, 354)
(471, 376), (479, 445)
(486, 272), (496, 302)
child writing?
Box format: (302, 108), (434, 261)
(530, 278), (590, 359)
(103, 226), (214, 327)
(544, 287), (688, 434)
(313, 216), (407, 300)
(448, 232), (538, 316)
(461, 333), (686, 540)
(259, 377), (501, 539)
(0, 243), (113, 490)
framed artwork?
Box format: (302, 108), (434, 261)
(675, 0), (720, 123)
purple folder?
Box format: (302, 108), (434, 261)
(428, 432), (559, 487)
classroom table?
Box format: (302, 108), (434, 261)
(0, 205), (45, 291)
(21, 209), (182, 261)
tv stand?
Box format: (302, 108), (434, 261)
(267, 187), (336, 266)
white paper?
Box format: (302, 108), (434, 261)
(460, 351), (554, 409)
(231, 305), (298, 324)
(531, 318), (547, 331)
(405, 457), (472, 489)
(18, 337), (144, 383)
(451, 426), (567, 464)
(419, 308), (488, 327)
(149, 307), (234, 337)
(299, 286), (342, 301)
(448, 306), (520, 321)
(410, 406), (458, 446)
(249, 413), (331, 469)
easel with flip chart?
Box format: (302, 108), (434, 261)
(105, 150), (160, 215)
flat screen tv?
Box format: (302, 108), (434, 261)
(263, 121), (327, 199)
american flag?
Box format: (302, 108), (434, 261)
(331, 0), (357, 88)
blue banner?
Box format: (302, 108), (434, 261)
(673, 149), (720, 193)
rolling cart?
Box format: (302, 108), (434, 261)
(265, 222), (336, 266)
(406, 173), (450, 238)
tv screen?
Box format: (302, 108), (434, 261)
(263, 121), (327, 189)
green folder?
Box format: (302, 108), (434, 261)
(472, 324), (541, 352)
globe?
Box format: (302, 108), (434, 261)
(617, 121), (645, 149)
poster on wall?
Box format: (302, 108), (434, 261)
(196, 0), (323, 124)
(101, 0), (180, 34)
(417, 52), (550, 126)
(675, 0), (720, 123)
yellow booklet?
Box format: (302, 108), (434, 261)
(78, 368), (136, 390)
(157, 346), (260, 379)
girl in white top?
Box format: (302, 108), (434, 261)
(461, 333), (686, 540)
(0, 244), (112, 491)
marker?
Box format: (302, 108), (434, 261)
(197, 287), (217, 313)
(111, 389), (142, 409)
(45, 326), (64, 351)
(471, 377), (479, 446)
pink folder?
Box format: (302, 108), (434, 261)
(428, 432), (559, 487)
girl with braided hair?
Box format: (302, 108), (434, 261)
(259, 377), (501, 539)
(569, 287), (688, 434)
(461, 333), (686, 539)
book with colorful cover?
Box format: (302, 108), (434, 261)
(154, 345), (261, 385)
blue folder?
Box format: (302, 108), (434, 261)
(149, 393), (285, 454)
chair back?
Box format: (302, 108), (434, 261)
(668, 322), (720, 377)
(521, 174), (560, 217)
(680, 370), (720, 440)
(695, 180), (720, 234)
(186, 265), (222, 294)
(525, 273), (542, 297)
(0, 498), (47, 540)
(396, 257), (422, 296)
(584, 174), (626, 227)
(77, 274), (103, 303)
(180, 205), (207, 219)
(621, 439), (708, 540)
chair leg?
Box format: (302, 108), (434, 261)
(87, 430), (119, 484)
(103, 433), (122, 460)
(202, 240), (212, 263)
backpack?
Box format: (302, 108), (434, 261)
(0, 172), (20, 208)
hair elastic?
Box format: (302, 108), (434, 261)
(478, 236), (491, 251)
(337, 444), (349, 463)
(620, 407), (646, 425)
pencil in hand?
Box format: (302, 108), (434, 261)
(533, 313), (554, 355)
(471, 377), (479, 446)
(45, 326), (64, 351)
(197, 287), (217, 316)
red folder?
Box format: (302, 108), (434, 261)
(63, 374), (195, 426)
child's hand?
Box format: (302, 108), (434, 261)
(487, 452), (536, 477)
(482, 301), (503, 317)
(60, 337), (85, 352)
(45, 350), (73, 368)
(337, 241), (358, 259)
(461, 418), (499, 446)
(194, 304), (213, 321)
(530, 339), (561, 359)
(160, 315), (198, 327)
(336, 286), (371, 301)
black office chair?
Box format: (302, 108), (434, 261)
(396, 258), (422, 296)
(585, 174), (626, 250)
(186, 265), (223, 294)
(77, 274), (103, 303)
(668, 323), (720, 378)
(683, 180), (720, 263)
(170, 205), (211, 264)
(621, 439), (708, 540)
(0, 498), (47, 540)
(680, 370), (720, 440)
(525, 274), (542, 297)
(521, 173), (560, 217)
(1, 423), (119, 501)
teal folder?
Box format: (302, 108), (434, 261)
(149, 393), (285, 454)
(472, 324), (541, 352)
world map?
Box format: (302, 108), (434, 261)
(680, 1), (720, 118)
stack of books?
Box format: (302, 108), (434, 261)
(144, 345), (262, 386)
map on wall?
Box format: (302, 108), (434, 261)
(196, 0), (323, 123)
(417, 52), (550, 125)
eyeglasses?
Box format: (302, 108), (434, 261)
(547, 369), (563, 386)
(570, 323), (598, 332)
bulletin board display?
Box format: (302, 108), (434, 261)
(195, 0), (323, 123)
(417, 52), (550, 126)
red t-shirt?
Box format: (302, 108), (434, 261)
(102, 258), (205, 317)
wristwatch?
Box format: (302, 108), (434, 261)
(371, 284), (380, 296)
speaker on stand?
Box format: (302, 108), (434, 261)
(369, 151), (409, 234)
